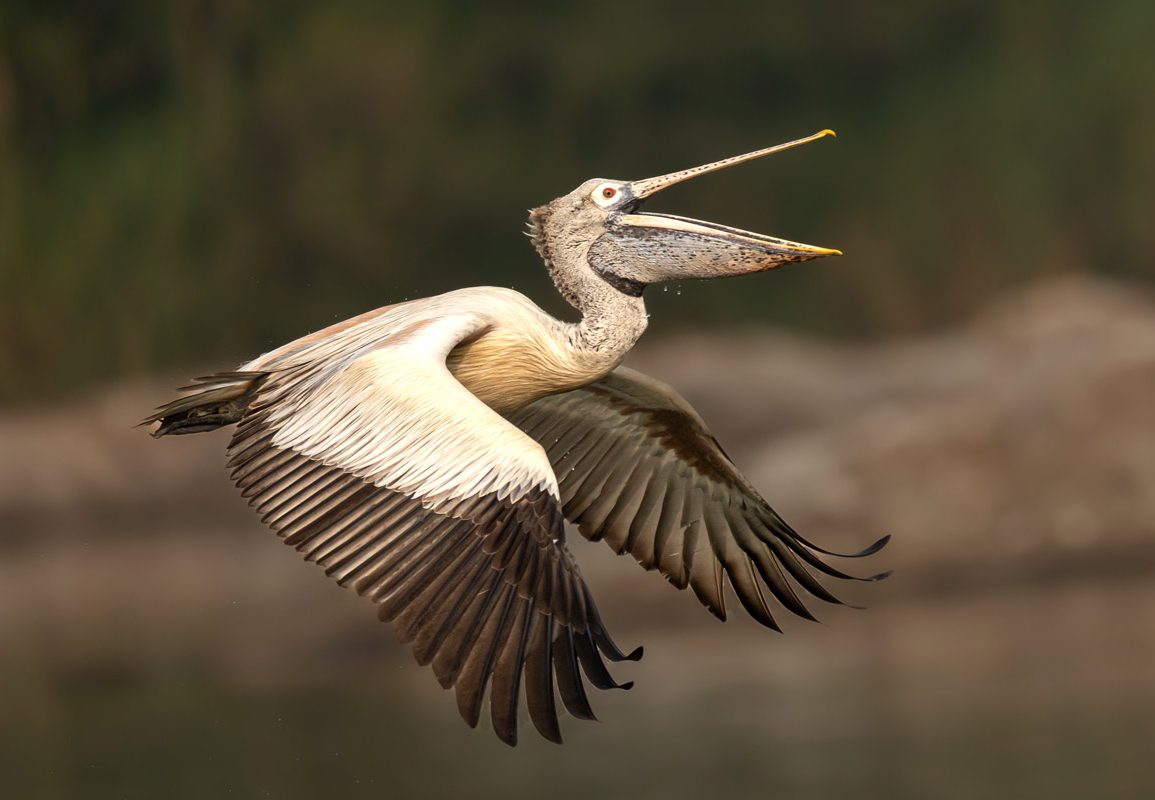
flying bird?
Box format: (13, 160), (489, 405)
(143, 129), (888, 745)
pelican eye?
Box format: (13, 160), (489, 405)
(592, 182), (624, 208)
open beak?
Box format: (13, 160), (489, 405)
(594, 130), (842, 283)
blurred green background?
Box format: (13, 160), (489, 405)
(2, 0), (1151, 404)
(3, 2), (1155, 799)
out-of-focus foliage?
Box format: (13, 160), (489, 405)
(1, 0), (1152, 403)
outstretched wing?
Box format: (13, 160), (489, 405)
(508, 367), (889, 630)
(226, 310), (639, 746)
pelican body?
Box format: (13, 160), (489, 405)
(145, 131), (887, 745)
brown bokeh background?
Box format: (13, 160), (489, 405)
(2, 2), (1154, 798)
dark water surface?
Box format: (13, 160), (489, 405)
(5, 575), (1153, 800)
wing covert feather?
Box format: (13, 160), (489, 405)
(225, 307), (640, 746)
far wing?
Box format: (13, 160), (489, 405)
(227, 311), (639, 745)
(508, 367), (889, 630)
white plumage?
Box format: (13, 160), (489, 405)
(145, 131), (887, 745)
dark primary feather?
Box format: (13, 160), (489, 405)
(226, 402), (641, 746)
(139, 371), (268, 436)
(509, 366), (890, 628)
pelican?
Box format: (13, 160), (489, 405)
(144, 129), (888, 745)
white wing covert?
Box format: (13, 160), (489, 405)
(225, 310), (639, 746)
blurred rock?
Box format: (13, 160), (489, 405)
(4, 274), (1155, 588)
(626, 274), (1155, 589)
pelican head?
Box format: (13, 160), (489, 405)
(529, 130), (841, 300)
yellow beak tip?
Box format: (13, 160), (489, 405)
(805, 245), (842, 256)
(819, 128), (837, 138)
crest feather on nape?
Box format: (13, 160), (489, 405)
(526, 206), (553, 266)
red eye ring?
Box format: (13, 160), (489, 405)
(602, 187), (617, 199)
